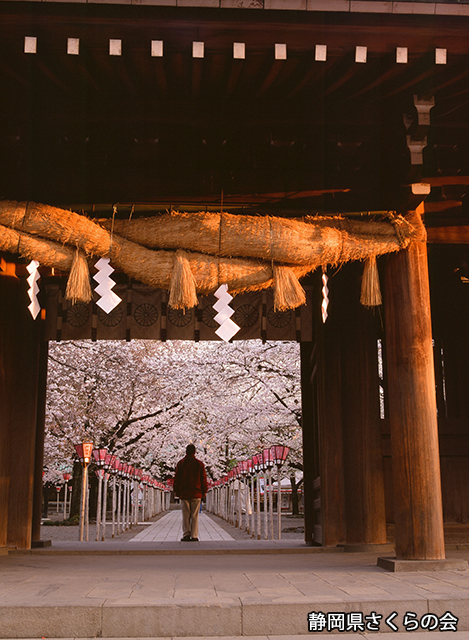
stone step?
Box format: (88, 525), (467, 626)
(3, 635), (469, 640)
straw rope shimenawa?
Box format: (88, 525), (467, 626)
(0, 201), (426, 311)
(99, 209), (423, 265)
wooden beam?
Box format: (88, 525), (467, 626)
(423, 201), (461, 213)
(225, 59), (243, 98)
(426, 225), (469, 244)
(255, 60), (283, 98)
(423, 176), (469, 186)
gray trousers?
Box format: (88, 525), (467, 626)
(181, 498), (201, 538)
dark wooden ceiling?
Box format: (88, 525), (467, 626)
(1, 2), (469, 220)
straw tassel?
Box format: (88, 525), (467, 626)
(65, 248), (92, 304)
(168, 249), (198, 309)
(360, 255), (382, 307)
(273, 265), (306, 311)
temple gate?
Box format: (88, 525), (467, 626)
(2, 0), (469, 565)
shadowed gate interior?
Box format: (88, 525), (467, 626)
(2, 1), (469, 557)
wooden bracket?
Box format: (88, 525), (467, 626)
(0, 257), (18, 277)
(399, 183), (431, 214)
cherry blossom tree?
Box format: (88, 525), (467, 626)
(44, 339), (302, 487)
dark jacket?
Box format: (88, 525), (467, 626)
(174, 454), (208, 500)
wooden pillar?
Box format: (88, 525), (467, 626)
(31, 340), (49, 543)
(0, 271), (42, 550)
(300, 341), (315, 545)
(316, 276), (346, 546)
(0, 273), (14, 549)
(340, 265), (387, 545)
(384, 215), (445, 560)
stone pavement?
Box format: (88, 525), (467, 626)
(3, 512), (469, 638)
(130, 511), (234, 542)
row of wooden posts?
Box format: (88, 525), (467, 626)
(206, 446), (290, 540)
(75, 444), (170, 541)
(83, 471), (170, 542)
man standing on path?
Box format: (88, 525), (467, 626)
(174, 444), (208, 541)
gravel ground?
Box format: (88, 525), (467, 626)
(40, 509), (168, 542)
(204, 510), (305, 540)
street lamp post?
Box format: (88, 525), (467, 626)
(228, 469), (236, 525)
(116, 461), (124, 535)
(150, 478), (155, 518)
(75, 441), (93, 542)
(92, 448), (108, 541)
(130, 466), (137, 527)
(253, 454), (262, 540)
(263, 448), (275, 540)
(95, 468), (105, 541)
(223, 475), (228, 521)
(251, 457), (258, 538)
(258, 452), (268, 540)
(68, 484), (72, 516)
(239, 460), (250, 532)
(121, 463), (128, 531)
(55, 485), (61, 513)
(127, 465), (134, 529)
(232, 466), (240, 528)
(134, 469), (142, 524)
(101, 453), (114, 541)
(246, 458), (255, 536)
(142, 474), (148, 522)
(125, 464), (132, 531)
(63, 472), (72, 521)
(224, 474), (230, 522)
(271, 445), (290, 541)
(110, 457), (120, 538)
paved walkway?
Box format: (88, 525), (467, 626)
(4, 513), (469, 637)
(130, 510), (234, 542)
(4, 545), (469, 636)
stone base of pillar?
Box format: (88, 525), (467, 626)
(339, 543), (394, 553)
(31, 540), (52, 548)
(0, 548), (9, 556)
(378, 557), (468, 572)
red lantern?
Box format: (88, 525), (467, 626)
(256, 452), (264, 470)
(75, 442), (94, 465)
(104, 452), (114, 469)
(252, 455), (260, 473)
(92, 448), (108, 467)
(262, 448), (274, 469)
(271, 445), (290, 467)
